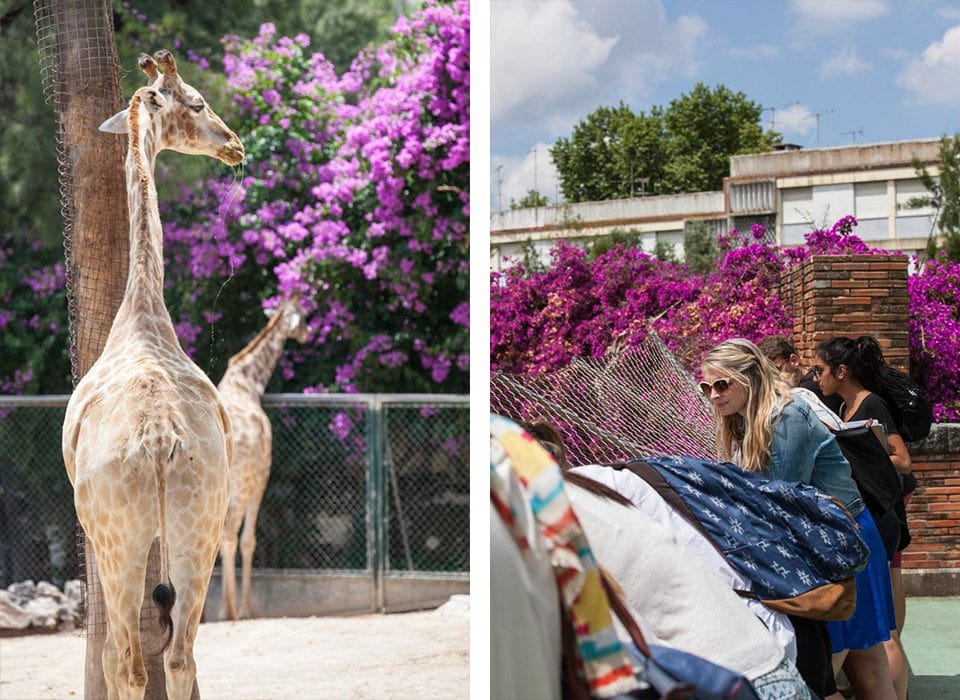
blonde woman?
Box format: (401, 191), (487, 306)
(700, 338), (896, 700)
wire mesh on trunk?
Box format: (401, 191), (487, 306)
(34, 0), (132, 643)
(490, 331), (719, 466)
(34, 0), (129, 385)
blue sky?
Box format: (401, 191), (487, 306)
(490, 0), (960, 209)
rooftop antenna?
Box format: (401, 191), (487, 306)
(814, 109), (834, 148)
(495, 164), (503, 211)
(785, 100), (802, 134)
(842, 127), (864, 145)
(529, 147), (539, 196)
(529, 147), (539, 225)
(762, 105), (776, 131)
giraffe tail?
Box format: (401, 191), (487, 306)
(151, 426), (181, 655)
(152, 582), (176, 653)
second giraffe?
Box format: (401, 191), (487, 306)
(217, 297), (309, 620)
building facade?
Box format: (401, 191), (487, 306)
(490, 139), (943, 271)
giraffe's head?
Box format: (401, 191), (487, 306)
(99, 50), (244, 166)
(267, 297), (310, 344)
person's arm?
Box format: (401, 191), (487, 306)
(767, 404), (817, 483)
(864, 394), (913, 474)
(887, 432), (912, 474)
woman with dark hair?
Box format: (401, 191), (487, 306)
(814, 336), (911, 700)
(701, 338), (896, 700)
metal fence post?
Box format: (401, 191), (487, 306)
(2, 393), (468, 615)
(365, 395), (387, 611)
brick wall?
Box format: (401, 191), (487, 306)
(779, 254), (910, 371)
(779, 254), (959, 588)
(902, 425), (960, 572)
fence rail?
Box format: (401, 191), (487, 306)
(0, 393), (469, 603)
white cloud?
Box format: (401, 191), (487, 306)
(491, 1), (708, 135)
(898, 25), (960, 103)
(937, 5), (960, 20)
(594, 10), (706, 90)
(491, 144), (560, 210)
(771, 103), (817, 138)
(880, 47), (911, 61)
(820, 46), (871, 77)
(790, 0), (889, 22)
(728, 44), (780, 60)
(491, 2), (618, 123)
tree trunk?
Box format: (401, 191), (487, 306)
(46, 0), (197, 696)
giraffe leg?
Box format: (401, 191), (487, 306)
(162, 593), (200, 700)
(102, 618), (121, 700)
(164, 551), (218, 700)
(239, 487), (266, 619)
(77, 471), (155, 700)
(164, 467), (227, 700)
(96, 539), (152, 700)
(218, 497), (245, 621)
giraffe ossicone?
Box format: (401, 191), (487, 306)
(62, 50), (243, 700)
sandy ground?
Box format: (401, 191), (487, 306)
(0, 596), (469, 699)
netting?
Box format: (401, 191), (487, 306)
(34, 0), (129, 385)
(0, 394), (468, 583)
(34, 0), (133, 648)
(491, 331), (719, 466)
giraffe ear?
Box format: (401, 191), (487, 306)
(98, 109), (129, 134)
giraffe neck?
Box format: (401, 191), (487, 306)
(222, 311), (290, 397)
(111, 95), (177, 343)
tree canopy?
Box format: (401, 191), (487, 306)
(0, 0), (399, 248)
(550, 84), (779, 203)
(1, 0), (469, 397)
(510, 189), (548, 209)
(910, 134), (960, 262)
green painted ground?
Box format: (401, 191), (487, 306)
(902, 597), (960, 698)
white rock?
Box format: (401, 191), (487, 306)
(64, 579), (84, 605)
(36, 581), (64, 601)
(25, 597), (60, 629)
(7, 580), (36, 599)
(0, 592), (32, 630)
(58, 606), (78, 631)
(432, 594), (469, 618)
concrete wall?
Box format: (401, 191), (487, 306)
(730, 139), (941, 178)
(490, 191), (725, 237)
(203, 570), (469, 620)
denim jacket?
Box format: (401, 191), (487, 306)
(768, 396), (865, 516)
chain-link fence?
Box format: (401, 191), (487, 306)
(0, 393), (469, 592)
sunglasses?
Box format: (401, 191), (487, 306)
(699, 378), (735, 397)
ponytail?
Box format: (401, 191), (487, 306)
(816, 335), (884, 392)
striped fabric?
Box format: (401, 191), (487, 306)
(491, 415), (640, 698)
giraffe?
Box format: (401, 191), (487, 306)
(216, 298), (309, 621)
(61, 50), (243, 700)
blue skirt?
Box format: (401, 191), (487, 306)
(826, 508), (896, 652)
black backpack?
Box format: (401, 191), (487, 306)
(878, 365), (934, 442)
